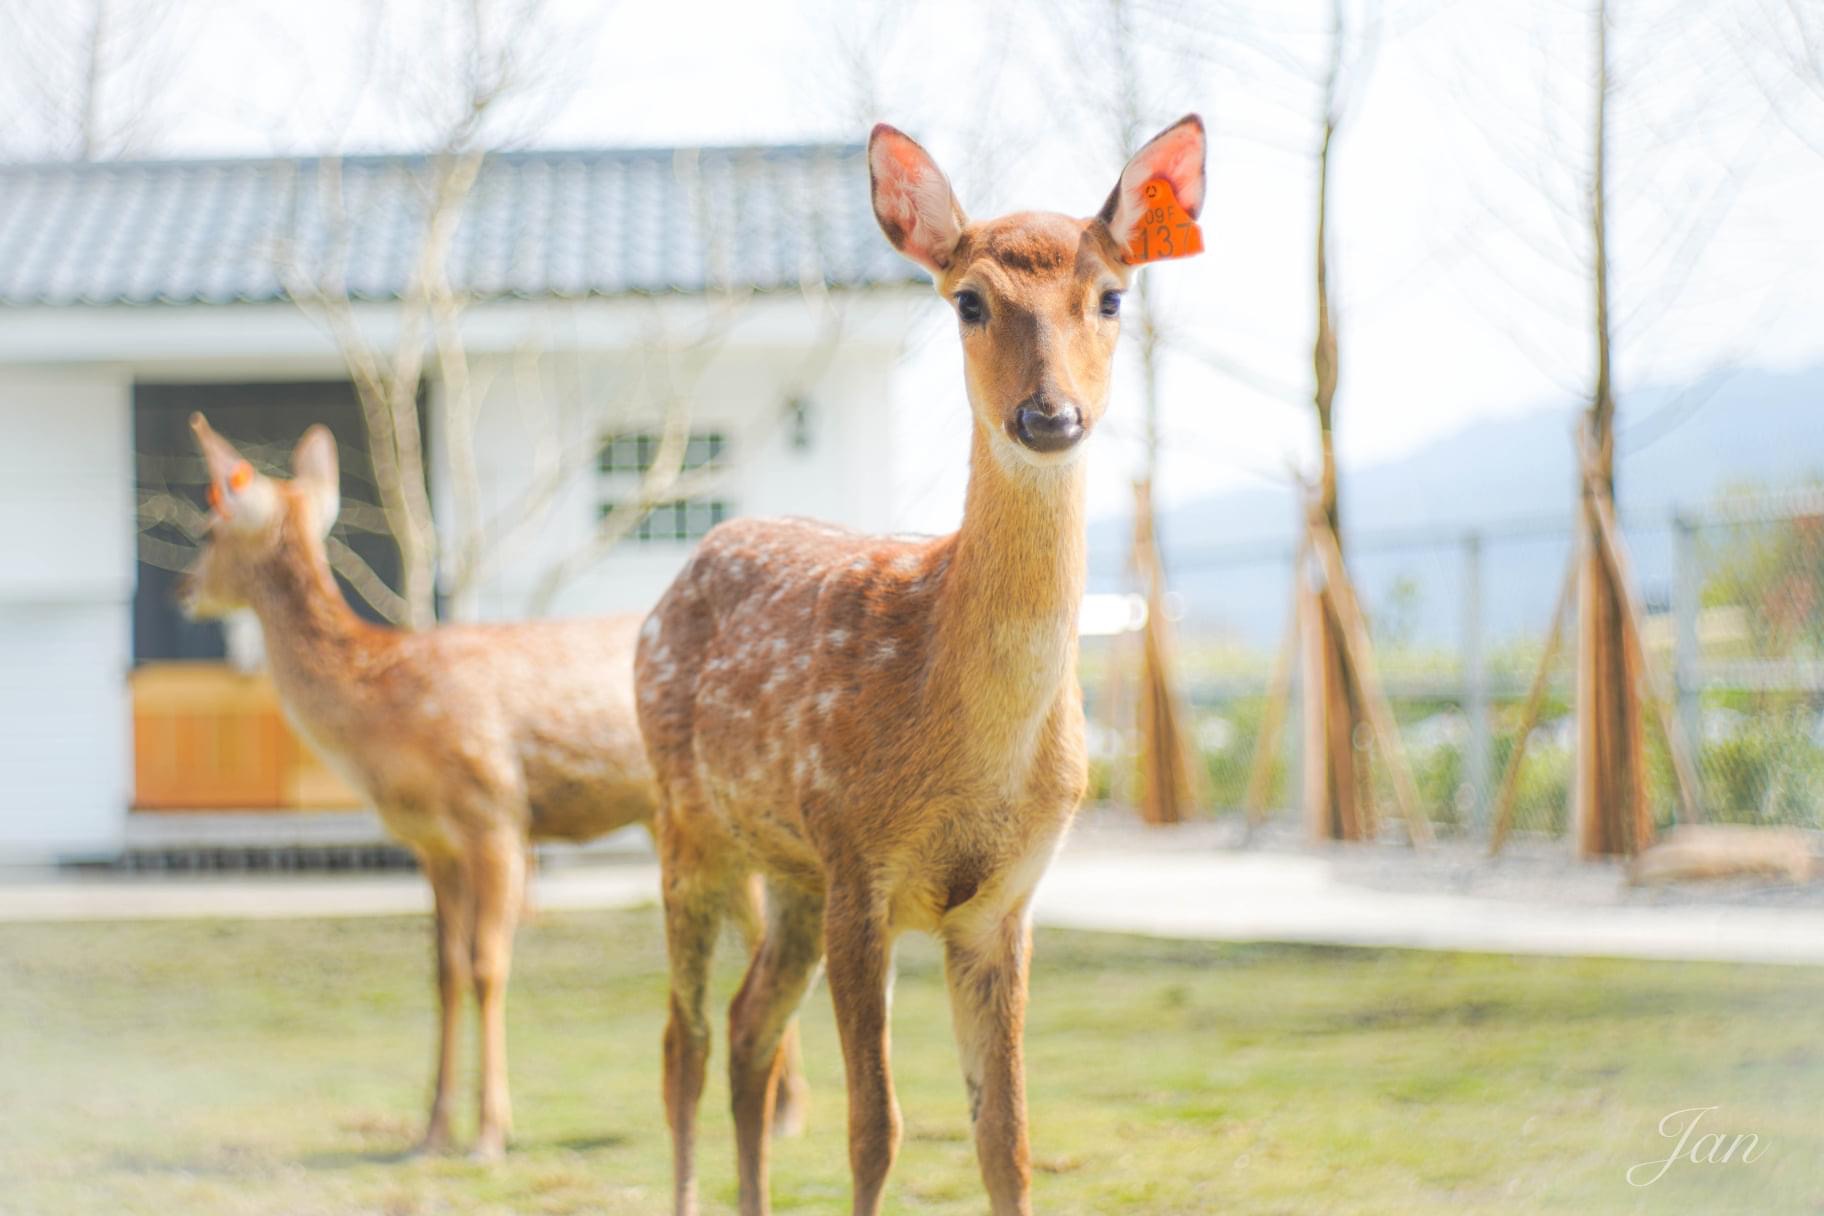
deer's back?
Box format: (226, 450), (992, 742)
(287, 614), (655, 849)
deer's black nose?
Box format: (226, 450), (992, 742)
(1011, 401), (1085, 453)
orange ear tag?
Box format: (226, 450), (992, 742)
(1125, 178), (1204, 264)
(208, 462), (252, 517)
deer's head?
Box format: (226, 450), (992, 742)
(868, 115), (1205, 467)
(181, 413), (341, 618)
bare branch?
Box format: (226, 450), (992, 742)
(325, 535), (410, 626)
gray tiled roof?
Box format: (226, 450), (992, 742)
(0, 145), (923, 307)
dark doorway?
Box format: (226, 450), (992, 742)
(133, 382), (420, 663)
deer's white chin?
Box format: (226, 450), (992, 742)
(994, 431), (1092, 473)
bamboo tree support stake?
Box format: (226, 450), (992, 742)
(1244, 561), (1305, 826)
(1487, 551), (1579, 857)
(1098, 612), (1139, 810)
(1578, 436), (1705, 827)
(1307, 513), (1435, 847)
(1131, 480), (1205, 824)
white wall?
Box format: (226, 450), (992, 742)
(0, 368), (133, 859)
(438, 344), (903, 622)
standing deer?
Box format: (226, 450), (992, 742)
(180, 415), (807, 1161)
(635, 117), (1205, 1215)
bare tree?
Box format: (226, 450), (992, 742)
(1294, 0), (1385, 841)
(0, 0), (186, 159)
(1568, 0), (1653, 856)
(1441, 0), (1775, 854)
(1724, 0), (1824, 155)
(125, 1), (858, 633)
(266, 0), (711, 628)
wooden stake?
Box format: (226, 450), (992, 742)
(1578, 436), (1705, 826)
(1131, 480), (1203, 824)
(1487, 551), (1578, 857)
(1244, 572), (1303, 825)
(1307, 515), (1435, 847)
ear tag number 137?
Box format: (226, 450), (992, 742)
(1126, 178), (1204, 264)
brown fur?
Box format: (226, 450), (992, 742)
(182, 416), (807, 1161)
(635, 118), (1203, 1216)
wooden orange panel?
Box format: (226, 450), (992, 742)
(131, 662), (363, 811)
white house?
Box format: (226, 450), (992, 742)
(0, 144), (925, 861)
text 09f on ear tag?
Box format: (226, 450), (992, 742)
(1127, 178), (1204, 263)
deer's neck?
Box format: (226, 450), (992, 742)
(244, 528), (374, 723)
(929, 422), (1087, 740)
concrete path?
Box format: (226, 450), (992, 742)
(0, 864), (657, 923)
(4, 845), (1823, 966)
(1030, 851), (1824, 967)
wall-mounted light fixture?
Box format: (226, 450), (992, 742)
(789, 396), (814, 452)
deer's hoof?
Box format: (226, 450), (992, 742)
(468, 1132), (508, 1164)
(407, 1126), (453, 1160)
(771, 1080), (810, 1140)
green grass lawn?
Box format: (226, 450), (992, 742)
(1, 905), (1820, 1215)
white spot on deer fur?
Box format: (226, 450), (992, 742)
(814, 689), (841, 718)
(640, 614), (662, 643)
(849, 556), (870, 573)
(826, 629), (849, 649)
(873, 641), (897, 665)
(803, 743), (831, 791)
(892, 553), (921, 575)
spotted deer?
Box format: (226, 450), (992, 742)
(634, 117), (1206, 1216)
(180, 414), (807, 1161)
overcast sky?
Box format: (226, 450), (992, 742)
(5, 0), (1821, 529)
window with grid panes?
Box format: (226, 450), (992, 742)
(597, 430), (732, 543)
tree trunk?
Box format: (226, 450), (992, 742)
(1573, 0), (1650, 857)
(1301, 16), (1372, 841)
(1574, 475), (1650, 856)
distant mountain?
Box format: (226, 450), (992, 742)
(1090, 364), (1824, 648)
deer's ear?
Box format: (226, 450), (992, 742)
(869, 124), (968, 277)
(1098, 114), (1206, 263)
(291, 424), (340, 535)
(190, 412), (276, 533)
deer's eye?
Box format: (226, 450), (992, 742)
(1099, 290), (1123, 319)
(954, 290), (986, 324)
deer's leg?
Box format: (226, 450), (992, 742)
(662, 870), (726, 1216)
(418, 851), (471, 1156)
(943, 906), (1035, 1216)
(731, 872), (812, 1140)
(729, 879), (825, 1216)
(469, 831), (526, 1162)
(824, 887), (900, 1216)
(772, 1020), (809, 1139)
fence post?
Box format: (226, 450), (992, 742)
(1287, 552), (1304, 818)
(1462, 530), (1490, 833)
(1673, 512), (1701, 763)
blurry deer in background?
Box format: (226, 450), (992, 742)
(635, 117), (1205, 1216)
(181, 415), (807, 1161)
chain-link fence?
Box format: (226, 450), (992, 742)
(1084, 489), (1824, 845)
